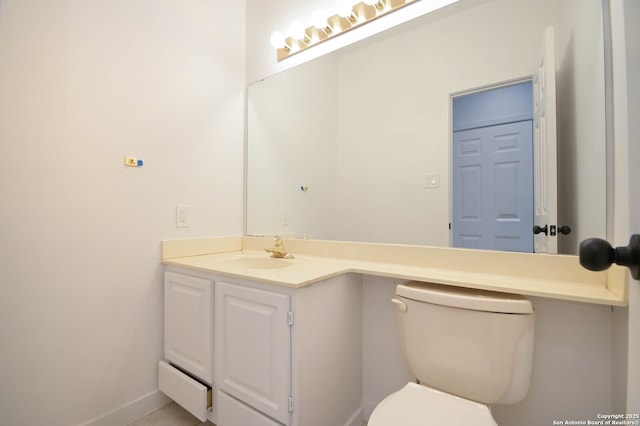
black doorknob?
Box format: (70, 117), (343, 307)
(533, 225), (548, 235)
(558, 226), (572, 235)
(579, 235), (640, 279)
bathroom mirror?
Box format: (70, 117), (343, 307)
(247, 0), (607, 255)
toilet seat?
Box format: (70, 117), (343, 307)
(368, 382), (498, 426)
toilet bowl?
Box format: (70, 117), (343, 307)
(368, 282), (534, 425)
(368, 382), (497, 426)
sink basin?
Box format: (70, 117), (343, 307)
(220, 256), (295, 270)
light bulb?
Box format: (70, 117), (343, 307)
(364, 0), (385, 9)
(289, 21), (307, 41)
(337, 0), (357, 22)
(312, 9), (331, 31)
(270, 31), (288, 49)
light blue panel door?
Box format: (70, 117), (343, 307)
(452, 121), (533, 252)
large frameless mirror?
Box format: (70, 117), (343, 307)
(247, 0), (607, 255)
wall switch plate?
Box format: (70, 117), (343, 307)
(424, 174), (440, 188)
(176, 204), (191, 228)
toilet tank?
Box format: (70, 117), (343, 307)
(394, 282), (535, 405)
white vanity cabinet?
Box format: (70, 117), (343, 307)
(159, 267), (363, 426)
(214, 274), (363, 426)
(159, 271), (214, 422)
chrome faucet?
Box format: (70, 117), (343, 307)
(264, 236), (294, 259)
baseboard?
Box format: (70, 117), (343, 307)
(80, 390), (171, 426)
(360, 398), (377, 423)
(345, 406), (364, 426)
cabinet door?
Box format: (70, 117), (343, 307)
(164, 272), (214, 384)
(215, 282), (291, 425)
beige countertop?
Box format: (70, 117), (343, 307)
(163, 250), (348, 287)
(161, 236), (628, 306)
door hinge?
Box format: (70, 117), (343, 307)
(288, 395), (294, 412)
(287, 310), (294, 326)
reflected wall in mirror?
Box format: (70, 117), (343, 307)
(247, 0), (607, 255)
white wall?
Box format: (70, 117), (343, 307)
(0, 1), (245, 424)
(247, 54), (340, 239)
(555, 0), (607, 253)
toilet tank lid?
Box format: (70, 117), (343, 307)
(396, 282), (533, 314)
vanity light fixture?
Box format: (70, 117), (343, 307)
(272, 0), (426, 61)
(364, 0), (386, 11)
(337, 0), (359, 23)
(289, 21), (310, 44)
(312, 9), (333, 34)
(269, 31), (290, 50)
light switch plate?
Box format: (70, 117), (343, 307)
(176, 204), (191, 228)
(424, 174), (440, 188)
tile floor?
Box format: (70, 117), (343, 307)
(127, 402), (214, 426)
(128, 401), (368, 426)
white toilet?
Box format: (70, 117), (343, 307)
(368, 282), (535, 426)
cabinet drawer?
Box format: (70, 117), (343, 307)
(158, 361), (212, 422)
(217, 390), (284, 426)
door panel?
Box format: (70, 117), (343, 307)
(452, 121), (534, 252)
